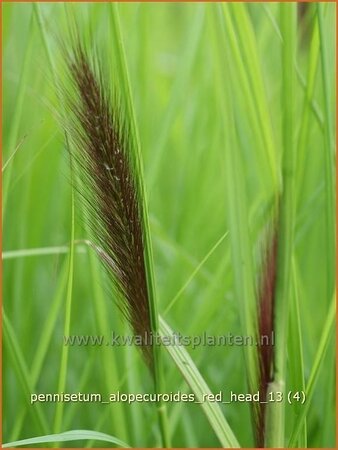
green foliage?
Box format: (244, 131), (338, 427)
(3, 2), (335, 447)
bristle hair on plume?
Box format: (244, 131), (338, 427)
(61, 39), (154, 370)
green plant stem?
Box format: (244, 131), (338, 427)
(288, 259), (307, 447)
(265, 4), (296, 447)
(296, 20), (320, 201)
(317, 4), (335, 301)
(110, 4), (170, 446)
(87, 243), (128, 440)
(212, 1), (259, 406)
(53, 180), (75, 434)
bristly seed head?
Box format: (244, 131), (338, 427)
(62, 40), (154, 371)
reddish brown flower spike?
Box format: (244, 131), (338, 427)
(256, 225), (278, 448)
(62, 41), (154, 370)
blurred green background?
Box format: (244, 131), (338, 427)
(2, 2), (336, 448)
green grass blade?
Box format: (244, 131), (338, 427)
(288, 259), (307, 447)
(229, 3), (278, 191)
(2, 8), (34, 217)
(32, 7), (91, 437)
(110, 5), (170, 445)
(288, 295), (336, 447)
(3, 310), (49, 435)
(2, 245), (86, 259)
(109, 3), (158, 334)
(33, 4), (57, 78)
(261, 4), (324, 130)
(212, 2), (259, 399)
(164, 231), (228, 315)
(2, 135), (27, 172)
(296, 19), (320, 199)
(151, 216), (212, 283)
(86, 249), (128, 440)
(53, 184), (75, 433)
(296, 66), (324, 129)
(219, 5), (276, 194)
(10, 260), (69, 441)
(265, 5), (297, 447)
(3, 430), (131, 448)
(147, 4), (205, 187)
(317, 4), (335, 300)
(3, 3), (334, 447)
(159, 317), (240, 448)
